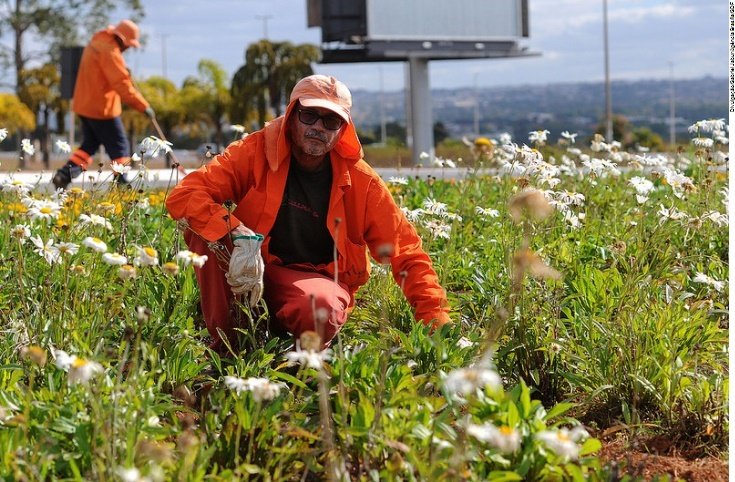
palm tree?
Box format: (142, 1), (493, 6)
(181, 59), (231, 151)
(230, 40), (320, 128)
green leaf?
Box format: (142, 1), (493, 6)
(579, 437), (602, 456)
(487, 471), (524, 481)
(544, 402), (576, 421)
(269, 370), (308, 390)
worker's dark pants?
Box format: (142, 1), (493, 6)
(183, 229), (350, 351)
(69, 116), (130, 168)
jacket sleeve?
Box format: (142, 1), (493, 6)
(166, 140), (253, 241)
(102, 48), (149, 113)
(363, 178), (451, 328)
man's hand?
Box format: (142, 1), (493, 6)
(144, 107), (156, 119)
(226, 226), (264, 306)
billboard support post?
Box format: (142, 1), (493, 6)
(308, 0), (539, 165)
(407, 57), (433, 165)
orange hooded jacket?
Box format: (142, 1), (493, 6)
(166, 102), (451, 328)
(72, 27), (149, 119)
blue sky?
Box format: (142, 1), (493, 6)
(0, 0), (725, 93)
(119, 0), (725, 92)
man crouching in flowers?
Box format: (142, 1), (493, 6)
(166, 74), (450, 352)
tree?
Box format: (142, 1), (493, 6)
(136, 76), (184, 165)
(0, 0), (144, 93)
(1, 0), (143, 168)
(17, 62), (60, 168)
(0, 92), (35, 132)
(0, 93), (35, 167)
(230, 40), (320, 127)
(433, 121), (450, 146)
(181, 60), (230, 150)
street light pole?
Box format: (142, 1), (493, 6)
(669, 62), (676, 149)
(473, 72), (480, 137)
(161, 34), (168, 79)
(255, 15), (273, 40)
(603, 0), (613, 142)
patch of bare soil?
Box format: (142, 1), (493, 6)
(598, 438), (728, 482)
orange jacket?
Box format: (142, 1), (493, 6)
(166, 102), (451, 328)
(72, 27), (149, 119)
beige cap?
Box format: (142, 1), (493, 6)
(112, 20), (141, 48)
(289, 75), (352, 122)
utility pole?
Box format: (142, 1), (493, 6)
(255, 15), (273, 40)
(161, 34), (169, 79)
(473, 72), (480, 137)
(379, 65), (387, 145)
(603, 0), (613, 142)
(669, 62), (676, 149)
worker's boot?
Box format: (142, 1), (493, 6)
(52, 161), (83, 190)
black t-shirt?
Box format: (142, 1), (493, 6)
(268, 157), (334, 265)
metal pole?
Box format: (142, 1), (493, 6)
(408, 56), (434, 165)
(256, 15), (273, 39)
(161, 34), (168, 78)
(669, 62), (676, 148)
(473, 72), (480, 137)
(603, 0), (613, 141)
(379, 65), (387, 145)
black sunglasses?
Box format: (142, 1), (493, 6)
(297, 109), (345, 131)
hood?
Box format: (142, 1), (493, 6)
(263, 98), (364, 172)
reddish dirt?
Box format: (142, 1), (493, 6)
(598, 438), (728, 481)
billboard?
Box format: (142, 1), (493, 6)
(365, 0), (527, 41)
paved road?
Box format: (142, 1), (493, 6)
(0, 166), (495, 193)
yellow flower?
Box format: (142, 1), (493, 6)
(162, 261), (180, 276)
(21, 346), (47, 367)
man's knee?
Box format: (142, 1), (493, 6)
(278, 292), (348, 343)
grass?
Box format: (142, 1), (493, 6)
(0, 127), (727, 481)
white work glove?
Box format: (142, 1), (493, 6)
(225, 226), (265, 307)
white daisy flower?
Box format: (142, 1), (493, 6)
(224, 376), (284, 403)
(692, 272), (725, 292)
(82, 237), (108, 253)
(77, 213), (113, 231)
(284, 348), (331, 369)
(26, 199), (62, 221)
(466, 423), (521, 454)
(422, 198), (448, 216)
(111, 163), (131, 175)
(55, 139), (71, 154)
(139, 136), (173, 158)
(475, 206), (500, 218)
(2, 178), (33, 195)
(175, 250), (208, 268)
(30, 236), (60, 264)
(388, 176), (409, 185)
(133, 246), (159, 267)
(10, 224), (31, 241)
(56, 242), (79, 256)
(528, 129), (550, 145)
(102, 252), (128, 265)
(691, 137), (714, 148)
(536, 426), (589, 461)
(54, 349), (75, 370)
(628, 176), (654, 195)
(68, 357), (104, 385)
(443, 366), (502, 396)
(21, 138), (35, 156)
